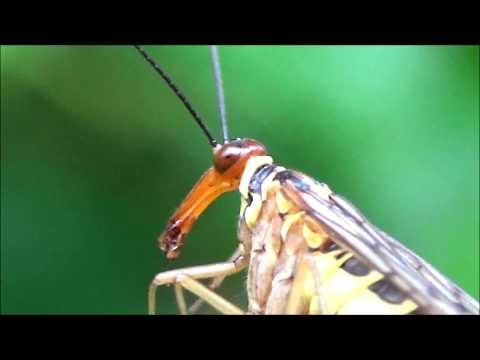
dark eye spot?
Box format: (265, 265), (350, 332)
(214, 152), (239, 173)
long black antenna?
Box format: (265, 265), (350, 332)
(133, 45), (218, 148)
(209, 46), (229, 143)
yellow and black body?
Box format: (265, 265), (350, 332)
(238, 153), (478, 314)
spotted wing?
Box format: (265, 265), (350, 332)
(277, 170), (479, 315)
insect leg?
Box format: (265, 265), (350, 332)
(188, 245), (245, 314)
(149, 254), (247, 315)
(174, 284), (188, 315)
(175, 275), (244, 314)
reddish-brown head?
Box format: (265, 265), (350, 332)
(159, 138), (267, 259)
(134, 46), (268, 259)
(213, 138), (267, 176)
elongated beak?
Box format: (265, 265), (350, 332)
(158, 166), (240, 259)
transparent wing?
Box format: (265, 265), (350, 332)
(278, 169), (479, 315)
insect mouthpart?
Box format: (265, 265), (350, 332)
(158, 220), (183, 260)
(158, 138), (267, 259)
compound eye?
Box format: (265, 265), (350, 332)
(214, 146), (241, 173)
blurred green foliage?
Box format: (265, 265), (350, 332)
(1, 45), (478, 314)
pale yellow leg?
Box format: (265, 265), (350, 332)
(176, 275), (244, 315)
(149, 254), (247, 315)
(174, 284), (188, 315)
(188, 245), (245, 314)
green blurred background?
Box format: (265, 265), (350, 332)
(1, 45), (478, 314)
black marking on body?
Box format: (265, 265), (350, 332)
(249, 164), (276, 194)
(335, 250), (348, 260)
(253, 243), (266, 253)
(369, 279), (407, 304)
(274, 171), (310, 192)
(341, 257), (371, 276)
(322, 239), (341, 253)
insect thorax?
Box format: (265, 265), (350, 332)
(236, 156), (419, 315)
